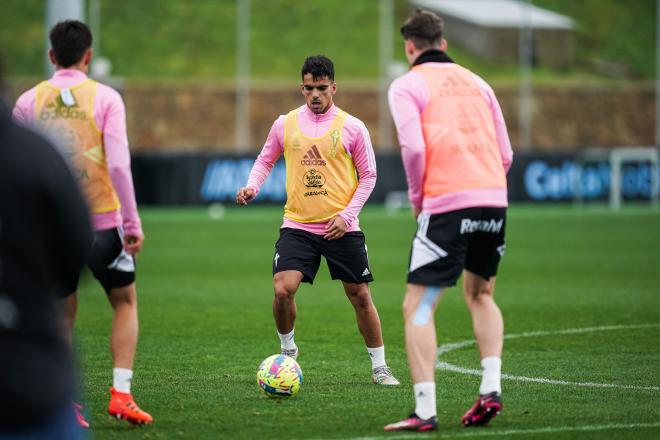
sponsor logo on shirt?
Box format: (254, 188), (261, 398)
(39, 95), (87, 121)
(301, 145), (326, 166)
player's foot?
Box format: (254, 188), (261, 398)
(461, 392), (502, 427)
(107, 387), (153, 425)
(281, 346), (299, 360)
(74, 402), (89, 429)
(372, 366), (400, 386)
(384, 413), (438, 431)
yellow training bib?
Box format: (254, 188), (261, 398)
(283, 109), (357, 223)
(35, 80), (120, 214)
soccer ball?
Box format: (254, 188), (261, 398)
(256, 354), (303, 398)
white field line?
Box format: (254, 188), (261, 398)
(437, 323), (660, 391)
(338, 422), (660, 440)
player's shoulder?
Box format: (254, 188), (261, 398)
(94, 81), (125, 105)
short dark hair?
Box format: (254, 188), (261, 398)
(49, 20), (93, 68)
(301, 55), (334, 81)
(400, 9), (444, 50)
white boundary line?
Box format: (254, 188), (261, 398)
(437, 323), (660, 391)
(340, 422), (660, 440)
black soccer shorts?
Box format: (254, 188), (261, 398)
(63, 227), (136, 294)
(273, 227), (374, 284)
(407, 207), (506, 287)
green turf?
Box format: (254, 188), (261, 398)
(2, 0), (656, 81)
(74, 205), (660, 439)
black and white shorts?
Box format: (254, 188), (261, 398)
(407, 207), (506, 287)
(64, 227), (136, 294)
(273, 228), (374, 284)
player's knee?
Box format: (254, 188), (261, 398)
(345, 285), (372, 309)
(465, 286), (494, 307)
(108, 284), (137, 308)
(273, 282), (296, 303)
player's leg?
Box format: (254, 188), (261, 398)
(57, 275), (86, 428)
(386, 210), (471, 431)
(107, 283), (139, 371)
(88, 228), (152, 425)
(342, 281), (383, 348)
(461, 207), (506, 427)
(463, 272), (502, 361)
(272, 228), (322, 358)
(273, 270), (303, 357)
(341, 281), (399, 385)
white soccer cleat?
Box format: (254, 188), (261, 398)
(372, 366), (400, 386)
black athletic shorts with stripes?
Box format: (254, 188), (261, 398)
(63, 227), (136, 295)
(407, 207), (506, 287)
(273, 227), (374, 284)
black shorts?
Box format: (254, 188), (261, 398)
(64, 228), (136, 294)
(407, 207), (506, 287)
(273, 228), (374, 284)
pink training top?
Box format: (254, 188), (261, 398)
(246, 104), (377, 235)
(13, 69), (142, 237)
(388, 62), (513, 214)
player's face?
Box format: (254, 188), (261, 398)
(301, 74), (336, 114)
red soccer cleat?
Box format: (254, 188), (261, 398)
(107, 387), (153, 425)
(73, 402), (89, 429)
(461, 392), (502, 427)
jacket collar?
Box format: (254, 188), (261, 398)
(412, 49), (454, 67)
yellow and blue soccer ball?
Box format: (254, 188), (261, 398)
(256, 354), (303, 398)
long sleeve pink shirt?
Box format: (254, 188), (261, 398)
(13, 69), (142, 237)
(246, 104), (377, 235)
(388, 62), (513, 214)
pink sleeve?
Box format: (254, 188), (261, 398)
(97, 86), (143, 237)
(12, 89), (36, 124)
(338, 117), (377, 227)
(246, 116), (285, 195)
(475, 76), (514, 173)
(388, 72), (428, 210)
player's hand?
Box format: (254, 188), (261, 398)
(236, 187), (256, 205)
(324, 215), (347, 241)
(124, 234), (144, 257)
(412, 206), (422, 219)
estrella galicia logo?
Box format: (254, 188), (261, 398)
(301, 145), (326, 166)
(303, 169), (326, 188)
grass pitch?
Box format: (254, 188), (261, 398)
(75, 205), (660, 439)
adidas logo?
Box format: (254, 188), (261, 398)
(300, 145), (326, 166)
(362, 268), (370, 277)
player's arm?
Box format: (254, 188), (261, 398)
(325, 119), (377, 240)
(101, 88), (143, 255)
(388, 74), (427, 218)
(236, 117), (284, 205)
(12, 90), (36, 125)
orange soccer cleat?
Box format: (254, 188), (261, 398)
(107, 387), (153, 425)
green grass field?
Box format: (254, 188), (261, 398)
(74, 205), (660, 439)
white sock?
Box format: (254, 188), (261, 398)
(413, 382), (437, 419)
(113, 368), (133, 394)
(479, 356), (502, 395)
(278, 329), (296, 350)
(367, 346), (386, 369)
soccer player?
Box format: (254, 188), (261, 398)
(13, 20), (152, 426)
(384, 9), (513, 431)
(236, 55), (399, 386)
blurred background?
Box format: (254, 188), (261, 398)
(2, 0), (658, 209)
